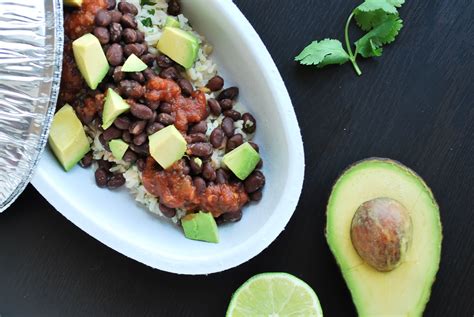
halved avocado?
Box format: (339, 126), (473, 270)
(326, 158), (442, 316)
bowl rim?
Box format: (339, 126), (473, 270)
(32, 0), (305, 274)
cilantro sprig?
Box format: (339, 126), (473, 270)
(295, 0), (405, 75)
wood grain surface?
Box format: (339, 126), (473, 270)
(1, 0), (473, 316)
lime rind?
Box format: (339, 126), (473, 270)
(226, 272), (323, 317)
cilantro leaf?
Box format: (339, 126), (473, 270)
(141, 17), (153, 27)
(295, 39), (350, 68)
(141, 0), (155, 5)
(354, 0), (401, 31)
(355, 15), (403, 58)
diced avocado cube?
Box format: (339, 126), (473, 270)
(72, 34), (109, 90)
(182, 211), (219, 243)
(121, 54), (148, 72)
(165, 16), (180, 28)
(157, 27), (199, 69)
(109, 139), (129, 160)
(223, 142), (260, 180)
(149, 125), (187, 169)
(102, 88), (130, 129)
(49, 104), (90, 171)
(64, 0), (82, 7)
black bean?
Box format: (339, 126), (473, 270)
(109, 22), (122, 42)
(221, 117), (235, 137)
(223, 110), (241, 121)
(159, 203), (176, 218)
(136, 30), (145, 43)
(206, 75), (224, 91)
(98, 159), (112, 170)
(202, 162), (216, 181)
(187, 143), (213, 157)
(140, 53), (155, 67)
(157, 113), (175, 125)
(93, 27), (110, 44)
(227, 134), (243, 152)
(189, 157), (203, 174)
(210, 127), (225, 148)
(242, 112), (256, 134)
(79, 152), (93, 168)
(146, 100), (160, 111)
(193, 176), (206, 194)
(256, 159), (263, 169)
(248, 141), (259, 152)
(130, 143), (149, 156)
(219, 98), (233, 111)
(95, 168), (109, 188)
(99, 81), (116, 93)
(136, 158), (146, 171)
(217, 87), (239, 101)
(122, 130), (132, 143)
(189, 121), (207, 134)
(106, 43), (123, 66)
(208, 98), (221, 116)
(121, 13), (137, 29)
(122, 28), (138, 44)
(106, 0), (116, 10)
(250, 189), (263, 202)
(118, 1), (138, 15)
(167, 0), (181, 15)
(143, 68), (157, 80)
(124, 43), (147, 58)
(216, 168), (229, 184)
(95, 10), (112, 27)
(119, 81), (145, 98)
(244, 171), (265, 193)
(129, 120), (147, 135)
(178, 79), (193, 96)
(107, 173), (125, 188)
(128, 72), (145, 84)
(110, 10), (122, 23)
(187, 133), (207, 143)
(221, 210), (242, 223)
(156, 55), (174, 68)
(133, 132), (147, 146)
(112, 66), (125, 82)
(102, 126), (122, 141)
(158, 102), (173, 114)
(122, 149), (137, 163)
(159, 66), (180, 81)
(113, 116), (131, 130)
(146, 122), (164, 135)
(181, 159), (191, 175)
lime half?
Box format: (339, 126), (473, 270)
(226, 272), (323, 317)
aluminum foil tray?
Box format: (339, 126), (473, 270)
(0, 0), (63, 211)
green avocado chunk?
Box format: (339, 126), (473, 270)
(148, 125), (187, 169)
(121, 54), (148, 72)
(326, 158), (442, 316)
(165, 16), (180, 28)
(182, 211), (219, 243)
(72, 33), (109, 90)
(109, 139), (129, 161)
(102, 88), (130, 129)
(63, 0), (82, 7)
(157, 27), (199, 69)
(49, 104), (90, 171)
(222, 142), (260, 180)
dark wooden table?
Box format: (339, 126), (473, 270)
(1, 0), (473, 316)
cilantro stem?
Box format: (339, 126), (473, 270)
(344, 12), (362, 76)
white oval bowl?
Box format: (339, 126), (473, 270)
(32, 0), (305, 275)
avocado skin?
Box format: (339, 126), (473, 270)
(325, 157), (443, 316)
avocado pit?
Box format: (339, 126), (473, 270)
(350, 197), (413, 272)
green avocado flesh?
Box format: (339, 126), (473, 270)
(102, 88), (130, 129)
(148, 125), (187, 169)
(326, 158), (442, 317)
(49, 104), (90, 171)
(109, 139), (129, 161)
(165, 16), (180, 28)
(121, 54), (148, 72)
(157, 27), (199, 69)
(72, 34), (109, 90)
(182, 211), (219, 243)
(223, 142), (260, 180)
